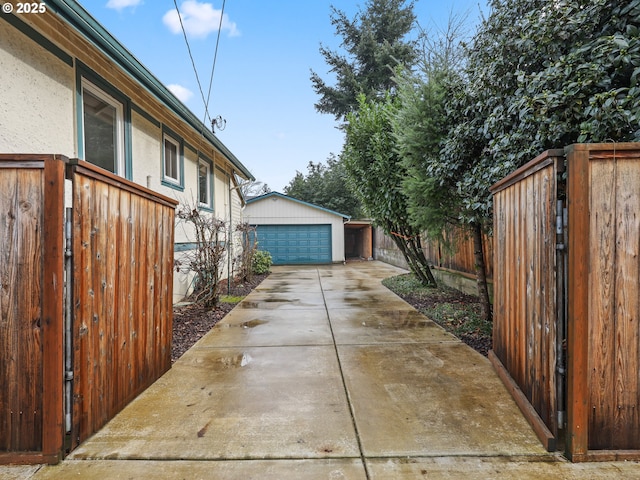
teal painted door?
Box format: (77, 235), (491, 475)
(255, 224), (332, 264)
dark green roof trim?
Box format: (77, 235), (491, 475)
(174, 242), (197, 253)
(1, 11), (73, 66)
(184, 141), (197, 156)
(247, 192), (351, 220)
(132, 103), (161, 128)
(44, 0), (254, 181)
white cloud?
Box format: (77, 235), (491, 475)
(106, 0), (143, 11)
(163, 1), (240, 39)
(167, 84), (194, 103)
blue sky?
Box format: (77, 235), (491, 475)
(83, 0), (487, 192)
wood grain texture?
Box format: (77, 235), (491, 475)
(564, 144), (640, 458)
(0, 166), (43, 453)
(491, 151), (561, 447)
(41, 157), (66, 461)
(70, 166), (175, 449)
(421, 228), (493, 280)
(0, 156), (66, 462)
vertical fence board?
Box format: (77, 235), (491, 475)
(1, 168), (20, 452)
(41, 158), (65, 461)
(106, 185), (119, 416)
(526, 174), (538, 412)
(587, 159), (616, 449)
(566, 145), (590, 460)
(114, 189), (131, 413)
(72, 172), (91, 444)
(516, 179), (526, 390)
(543, 168), (557, 435)
(612, 159), (640, 449)
(493, 192), (505, 361)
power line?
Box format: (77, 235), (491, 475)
(204, 0), (227, 125)
(171, 0), (212, 125)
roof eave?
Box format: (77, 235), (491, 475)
(45, 0), (254, 181)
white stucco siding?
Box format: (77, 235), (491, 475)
(131, 111), (162, 189)
(244, 195), (346, 263)
(0, 20), (74, 156)
(181, 147), (200, 205)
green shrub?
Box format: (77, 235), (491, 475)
(252, 250), (272, 275)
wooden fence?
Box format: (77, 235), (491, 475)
(0, 155), (177, 463)
(490, 143), (640, 462)
(373, 225), (493, 286)
(490, 149), (564, 452)
(421, 227), (493, 280)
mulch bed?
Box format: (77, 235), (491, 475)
(394, 288), (492, 356)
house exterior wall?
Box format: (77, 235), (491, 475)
(130, 110), (161, 187)
(244, 196), (346, 263)
(0, 19), (75, 157)
(0, 10), (252, 303)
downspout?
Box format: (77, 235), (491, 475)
(227, 173), (232, 296)
(64, 208), (74, 435)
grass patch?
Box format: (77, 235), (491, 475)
(382, 273), (428, 296)
(219, 295), (244, 304)
(429, 302), (492, 337)
(383, 273), (492, 354)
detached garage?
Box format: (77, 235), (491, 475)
(244, 192), (349, 265)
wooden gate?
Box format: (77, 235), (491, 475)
(566, 143), (640, 461)
(0, 156), (177, 463)
(68, 160), (177, 450)
(489, 149), (565, 452)
(491, 143), (640, 461)
(0, 155), (66, 464)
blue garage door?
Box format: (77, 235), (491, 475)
(255, 224), (332, 265)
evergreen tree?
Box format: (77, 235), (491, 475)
(283, 156), (362, 217)
(310, 0), (418, 120)
(343, 94), (437, 286)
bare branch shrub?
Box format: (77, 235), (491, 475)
(176, 203), (228, 308)
(234, 222), (257, 283)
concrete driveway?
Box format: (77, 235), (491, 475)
(19, 262), (639, 479)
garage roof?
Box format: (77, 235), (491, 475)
(246, 192), (351, 220)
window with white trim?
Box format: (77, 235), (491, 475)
(163, 134), (181, 185)
(81, 79), (125, 175)
(198, 158), (212, 208)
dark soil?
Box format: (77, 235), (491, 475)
(171, 274), (268, 362)
(392, 287), (492, 356)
